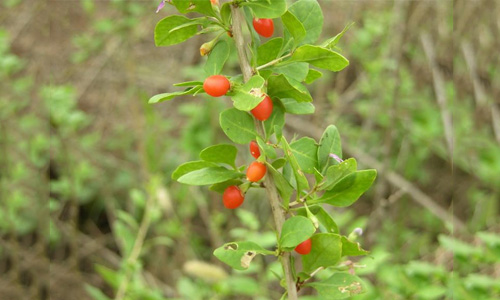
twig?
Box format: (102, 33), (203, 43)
(114, 186), (156, 300)
(461, 41), (500, 144)
(55, 220), (176, 297)
(420, 33), (454, 160)
(230, 5), (298, 300)
(286, 116), (466, 232)
(256, 53), (292, 71)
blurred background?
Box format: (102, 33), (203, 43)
(1, 0), (499, 299)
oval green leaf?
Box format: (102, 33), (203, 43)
(172, 160), (218, 180)
(290, 137), (318, 174)
(301, 233), (342, 273)
(204, 40), (230, 76)
(305, 273), (365, 298)
(317, 125), (342, 173)
(155, 15), (199, 47)
(242, 0), (287, 19)
(177, 167), (242, 185)
(311, 170), (377, 206)
(200, 144), (237, 167)
(290, 45), (349, 72)
(279, 216), (315, 250)
(213, 241), (274, 271)
(220, 108), (258, 144)
(267, 74), (312, 103)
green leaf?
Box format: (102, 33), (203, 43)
(173, 0), (216, 17)
(231, 75), (266, 111)
(177, 167), (242, 185)
(256, 136), (277, 159)
(155, 15), (200, 47)
(305, 273), (365, 298)
(220, 108), (258, 144)
(200, 144), (237, 167)
(321, 22), (354, 50)
(220, 3), (232, 25)
(320, 158), (357, 191)
(85, 285), (112, 300)
(280, 216), (315, 250)
(172, 160), (218, 180)
(281, 138), (310, 192)
(242, 0), (287, 18)
(281, 98), (315, 115)
(205, 40), (230, 75)
(290, 45), (349, 72)
(209, 179), (244, 194)
(290, 137), (318, 174)
(304, 69), (323, 84)
(301, 233), (342, 273)
(281, 10), (306, 45)
(341, 236), (369, 256)
(263, 98), (285, 137)
(296, 205), (338, 233)
(311, 170), (377, 206)
(213, 241), (275, 270)
(267, 74), (312, 102)
(148, 86), (203, 104)
(257, 38), (283, 66)
(267, 163), (294, 208)
(274, 124), (283, 141)
(288, 0), (323, 45)
(317, 125), (342, 173)
(94, 265), (121, 289)
(272, 62), (309, 82)
(271, 158), (287, 169)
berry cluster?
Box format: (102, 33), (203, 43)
(221, 141), (266, 210)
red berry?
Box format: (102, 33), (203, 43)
(203, 75), (230, 97)
(223, 185), (244, 209)
(294, 238), (312, 255)
(252, 18), (274, 38)
(249, 140), (261, 159)
(251, 95), (273, 121)
(246, 161), (266, 182)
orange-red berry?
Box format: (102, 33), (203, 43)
(246, 161), (266, 182)
(252, 18), (274, 38)
(223, 185), (244, 209)
(250, 140), (261, 159)
(251, 95), (273, 121)
(294, 238), (312, 255)
(203, 75), (230, 97)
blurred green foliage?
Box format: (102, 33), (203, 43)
(0, 0), (498, 299)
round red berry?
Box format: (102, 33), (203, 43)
(246, 161), (266, 182)
(249, 140), (261, 159)
(223, 185), (244, 209)
(294, 238), (312, 255)
(251, 95), (273, 121)
(252, 18), (274, 38)
(203, 75), (230, 97)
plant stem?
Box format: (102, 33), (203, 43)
(230, 5), (298, 300)
(114, 184), (156, 300)
(256, 53), (292, 71)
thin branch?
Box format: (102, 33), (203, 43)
(230, 5), (298, 300)
(114, 188), (156, 300)
(420, 33), (454, 160)
(461, 41), (500, 144)
(256, 53), (292, 71)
